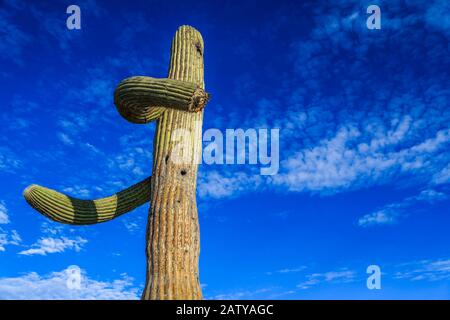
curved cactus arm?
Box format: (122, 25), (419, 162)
(114, 76), (209, 124)
(23, 177), (151, 225)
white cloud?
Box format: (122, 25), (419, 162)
(358, 189), (448, 227)
(198, 170), (262, 199)
(18, 236), (87, 256)
(194, 1), (450, 207)
(425, 0), (450, 37)
(395, 258), (450, 282)
(0, 230), (21, 252)
(415, 189), (448, 202)
(107, 146), (152, 179)
(275, 267), (307, 274)
(358, 210), (396, 227)
(62, 185), (91, 198)
(39, 222), (65, 236)
(57, 115), (88, 134)
(266, 266), (307, 275)
(274, 125), (450, 193)
(84, 142), (101, 154)
(10, 230), (21, 243)
(0, 146), (21, 173)
(297, 269), (356, 290)
(0, 234), (11, 252)
(0, 8), (31, 65)
(198, 120), (450, 205)
(0, 266), (140, 299)
(122, 215), (145, 234)
(433, 164), (450, 185)
(123, 221), (139, 233)
(0, 201), (22, 252)
(0, 201), (9, 224)
(57, 132), (74, 146)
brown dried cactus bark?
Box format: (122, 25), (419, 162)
(142, 25), (205, 300)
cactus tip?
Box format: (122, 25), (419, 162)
(189, 87), (210, 112)
(23, 184), (38, 199)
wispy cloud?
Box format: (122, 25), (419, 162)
(197, 0), (450, 208)
(424, 0), (450, 37)
(358, 189), (449, 227)
(275, 125), (450, 193)
(61, 185), (91, 198)
(0, 201), (22, 252)
(57, 132), (75, 146)
(0, 230), (21, 252)
(198, 170), (263, 199)
(395, 258), (450, 282)
(0, 8), (31, 65)
(0, 201), (9, 224)
(297, 269), (357, 290)
(266, 266), (307, 275)
(198, 123), (450, 201)
(39, 222), (65, 236)
(122, 214), (145, 235)
(433, 164), (450, 185)
(276, 1), (450, 197)
(0, 146), (21, 173)
(0, 266), (140, 299)
(19, 237), (87, 256)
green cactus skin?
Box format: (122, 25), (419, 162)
(23, 177), (151, 225)
(114, 76), (209, 124)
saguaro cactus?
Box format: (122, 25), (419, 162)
(23, 25), (209, 300)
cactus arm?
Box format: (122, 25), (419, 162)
(114, 76), (209, 124)
(23, 177), (151, 225)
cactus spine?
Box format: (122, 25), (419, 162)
(23, 25), (208, 300)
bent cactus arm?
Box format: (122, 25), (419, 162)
(114, 76), (209, 124)
(23, 177), (151, 225)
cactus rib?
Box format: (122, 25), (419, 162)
(23, 177), (151, 225)
(114, 76), (209, 124)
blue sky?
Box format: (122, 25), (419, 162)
(0, 0), (449, 299)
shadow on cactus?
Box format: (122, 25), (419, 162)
(23, 25), (210, 300)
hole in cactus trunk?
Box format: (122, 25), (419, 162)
(195, 42), (203, 56)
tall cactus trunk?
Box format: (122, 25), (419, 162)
(142, 26), (204, 300)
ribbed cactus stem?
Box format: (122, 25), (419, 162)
(23, 177), (151, 225)
(114, 77), (209, 124)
